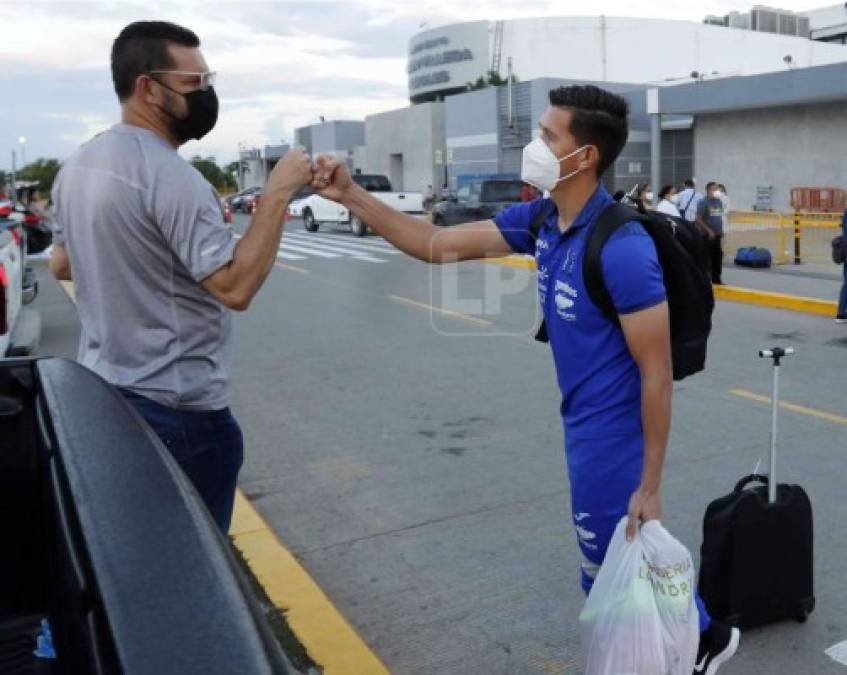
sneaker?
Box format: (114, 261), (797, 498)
(693, 621), (740, 675)
(835, 314), (847, 324)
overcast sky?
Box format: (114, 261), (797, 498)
(0, 0), (827, 171)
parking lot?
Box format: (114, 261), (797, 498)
(27, 211), (847, 674)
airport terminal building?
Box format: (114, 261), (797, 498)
(241, 5), (847, 212)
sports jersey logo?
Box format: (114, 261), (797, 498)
(554, 279), (578, 321)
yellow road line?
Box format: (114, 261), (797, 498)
(58, 278), (387, 674)
(715, 285), (836, 317)
(274, 262), (311, 275)
(732, 389), (847, 426)
(230, 493), (390, 675)
(388, 294), (493, 326)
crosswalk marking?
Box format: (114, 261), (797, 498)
(277, 251), (307, 261)
(282, 236), (388, 262)
(285, 232), (400, 255)
(234, 232), (394, 263)
(279, 242), (342, 258)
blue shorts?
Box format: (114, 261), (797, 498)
(566, 430), (711, 632)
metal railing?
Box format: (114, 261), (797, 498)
(725, 211), (843, 265)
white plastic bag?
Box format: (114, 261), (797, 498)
(579, 518), (699, 675)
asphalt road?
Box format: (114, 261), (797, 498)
(33, 213), (847, 674)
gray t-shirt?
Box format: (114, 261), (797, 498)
(697, 196), (725, 236)
(51, 123), (237, 410)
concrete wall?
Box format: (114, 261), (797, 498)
(694, 101), (847, 211)
(445, 87), (499, 187)
(364, 102), (445, 194)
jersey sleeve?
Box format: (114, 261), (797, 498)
(600, 222), (666, 315)
(493, 199), (549, 256)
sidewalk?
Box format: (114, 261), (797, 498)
(723, 262), (842, 303)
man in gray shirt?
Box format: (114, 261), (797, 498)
(49, 21), (313, 531)
(695, 181), (726, 285)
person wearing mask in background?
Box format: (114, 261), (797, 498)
(718, 183), (731, 235)
(48, 21), (314, 532)
(656, 184), (681, 218)
(695, 182), (726, 285)
(837, 207), (847, 323)
(677, 178), (703, 224)
(521, 183), (540, 202)
(309, 84), (739, 675)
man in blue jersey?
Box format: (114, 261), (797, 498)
(310, 85), (738, 675)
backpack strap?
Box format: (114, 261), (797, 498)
(583, 203), (649, 324)
(529, 199), (556, 343)
(680, 192), (697, 220)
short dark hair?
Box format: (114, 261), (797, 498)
(548, 85), (629, 178)
(684, 179), (695, 188)
(111, 21), (200, 101)
(659, 184), (675, 200)
(705, 181), (718, 192)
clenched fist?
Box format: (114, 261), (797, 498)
(311, 154), (354, 204)
(267, 147), (314, 199)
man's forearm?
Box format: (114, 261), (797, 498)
(640, 369), (672, 494)
(342, 185), (440, 262)
(226, 189), (291, 303)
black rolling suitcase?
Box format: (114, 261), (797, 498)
(698, 347), (815, 629)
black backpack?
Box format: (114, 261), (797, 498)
(529, 200), (714, 381)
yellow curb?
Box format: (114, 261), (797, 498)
(230, 492), (390, 675)
(487, 259), (838, 319)
(714, 285), (837, 317)
(486, 255), (536, 269)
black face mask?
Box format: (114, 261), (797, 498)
(156, 81), (219, 143)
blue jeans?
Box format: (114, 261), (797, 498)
(567, 431), (712, 633)
(120, 389), (244, 533)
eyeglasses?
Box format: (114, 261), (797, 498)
(149, 70), (217, 91)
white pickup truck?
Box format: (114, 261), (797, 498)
(1, 215), (40, 357)
(291, 174), (424, 237)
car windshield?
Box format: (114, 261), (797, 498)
(352, 175), (392, 192)
(456, 186), (472, 203)
(481, 181), (523, 203)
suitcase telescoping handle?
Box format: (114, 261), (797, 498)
(758, 347), (794, 504)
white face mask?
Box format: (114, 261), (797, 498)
(645, 191), (654, 202)
(669, 194), (679, 204)
(521, 138), (588, 193)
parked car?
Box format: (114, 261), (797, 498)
(0, 216), (39, 357)
(0, 357), (290, 674)
(245, 191), (262, 215)
(432, 179), (524, 226)
(228, 187), (262, 213)
(286, 188), (315, 219)
(296, 174), (424, 237)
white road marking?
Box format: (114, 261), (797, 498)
(825, 640), (847, 665)
(285, 232), (400, 255)
(277, 251), (307, 261)
(279, 242), (342, 258)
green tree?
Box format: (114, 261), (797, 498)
(466, 70), (519, 91)
(190, 156), (237, 192)
(18, 158), (62, 192)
